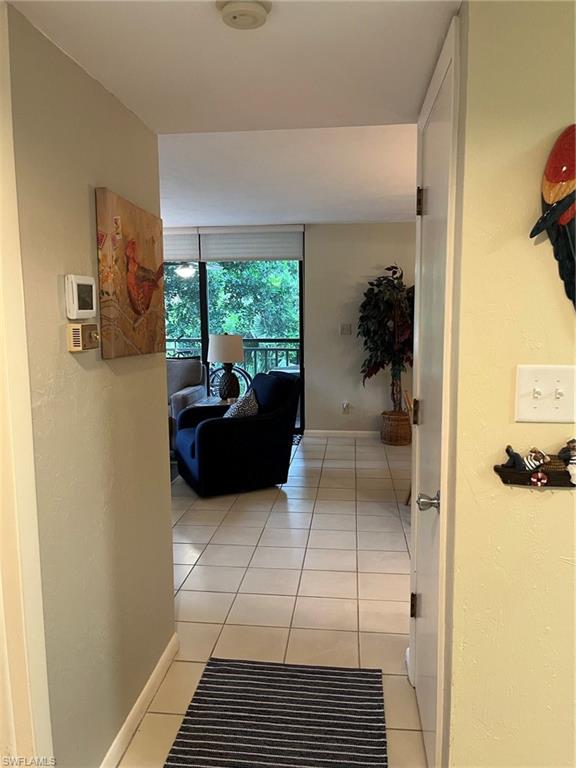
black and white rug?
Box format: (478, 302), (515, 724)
(164, 657), (387, 767)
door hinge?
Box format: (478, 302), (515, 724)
(416, 186), (425, 216)
(412, 398), (420, 425)
(410, 592), (418, 619)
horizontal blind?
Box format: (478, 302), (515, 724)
(199, 229), (303, 262)
(163, 230), (200, 262)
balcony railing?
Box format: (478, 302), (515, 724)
(166, 337), (301, 379)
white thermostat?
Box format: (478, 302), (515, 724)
(65, 274), (97, 319)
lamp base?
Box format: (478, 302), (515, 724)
(219, 363), (240, 400)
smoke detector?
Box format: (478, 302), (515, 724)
(216, 1), (271, 30)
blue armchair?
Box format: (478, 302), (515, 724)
(175, 371), (301, 497)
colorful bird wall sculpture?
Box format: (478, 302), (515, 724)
(529, 124), (575, 309)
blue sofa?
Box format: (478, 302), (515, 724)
(175, 371), (301, 497)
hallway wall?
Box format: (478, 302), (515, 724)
(304, 223), (416, 431)
(449, 2), (575, 765)
(7, 8), (173, 767)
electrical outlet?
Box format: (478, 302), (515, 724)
(342, 400), (351, 414)
(515, 365), (576, 423)
(340, 323), (352, 336)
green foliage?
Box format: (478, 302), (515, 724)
(164, 260), (300, 346)
(357, 265), (414, 411)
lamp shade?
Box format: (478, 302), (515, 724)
(207, 334), (244, 363)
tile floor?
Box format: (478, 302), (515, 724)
(119, 435), (427, 767)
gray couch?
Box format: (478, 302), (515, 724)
(167, 358), (207, 447)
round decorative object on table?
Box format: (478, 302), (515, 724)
(530, 471), (549, 487)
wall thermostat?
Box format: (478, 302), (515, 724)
(65, 274), (97, 319)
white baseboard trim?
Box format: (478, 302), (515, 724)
(100, 631), (179, 768)
(304, 430), (380, 438)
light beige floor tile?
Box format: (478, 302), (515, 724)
(227, 594), (295, 627)
(359, 600), (410, 634)
(393, 479), (412, 490)
(355, 468), (392, 479)
(382, 675), (421, 730)
(292, 596), (358, 631)
(288, 467), (321, 478)
(197, 544), (255, 567)
(240, 568), (301, 595)
(266, 512), (312, 529)
(356, 478), (396, 489)
(181, 566), (246, 593)
(174, 591), (235, 623)
(172, 525), (217, 544)
(250, 546), (305, 569)
(173, 564), (192, 592)
(172, 543), (204, 565)
(298, 570), (357, 599)
(118, 713), (183, 768)
(290, 459), (323, 468)
(355, 461), (388, 470)
(213, 625), (288, 662)
(359, 633), (408, 674)
(357, 516), (404, 533)
(303, 548), (357, 572)
(172, 496), (195, 511)
(313, 500), (356, 515)
(387, 729), (427, 767)
(149, 661), (204, 714)
(175, 622), (222, 662)
(230, 501), (275, 512)
(285, 629), (359, 668)
(210, 527), (263, 546)
(356, 501), (399, 515)
(178, 510), (228, 526)
(322, 460), (355, 468)
(239, 488), (281, 500)
(358, 551), (410, 574)
(319, 476), (355, 489)
(171, 478), (197, 497)
(190, 496), (237, 510)
(283, 477), (320, 488)
(258, 528), (310, 548)
(311, 513), (356, 531)
(277, 486), (318, 499)
(221, 509), (270, 526)
(316, 488), (356, 501)
(171, 509), (186, 527)
(356, 489), (398, 501)
(272, 499), (315, 513)
(357, 531), (407, 551)
(307, 530), (356, 550)
(359, 573), (410, 601)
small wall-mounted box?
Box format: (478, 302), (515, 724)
(65, 274), (97, 319)
(67, 323), (100, 353)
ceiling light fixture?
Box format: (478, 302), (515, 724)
(216, 1), (271, 30)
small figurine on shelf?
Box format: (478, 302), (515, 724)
(502, 445), (550, 471)
(558, 438), (576, 485)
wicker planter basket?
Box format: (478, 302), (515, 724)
(381, 410), (412, 446)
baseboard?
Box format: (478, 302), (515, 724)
(304, 429), (380, 438)
(100, 632), (179, 768)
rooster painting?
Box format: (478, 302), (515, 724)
(529, 124), (575, 309)
(96, 188), (165, 359)
(125, 238), (164, 319)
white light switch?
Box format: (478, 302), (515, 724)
(515, 365), (576, 423)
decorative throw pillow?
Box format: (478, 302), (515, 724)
(223, 388), (259, 419)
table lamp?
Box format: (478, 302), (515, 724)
(207, 333), (245, 400)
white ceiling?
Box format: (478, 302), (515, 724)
(15, 0), (459, 134)
(160, 124), (416, 225)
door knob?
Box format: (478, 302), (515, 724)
(416, 491), (440, 512)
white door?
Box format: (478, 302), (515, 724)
(409, 18), (459, 768)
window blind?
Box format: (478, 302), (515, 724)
(199, 226), (304, 262)
(163, 229), (200, 262)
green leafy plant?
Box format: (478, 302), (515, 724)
(358, 265), (414, 412)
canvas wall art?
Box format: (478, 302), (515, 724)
(95, 188), (165, 359)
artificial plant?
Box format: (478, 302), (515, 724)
(358, 265), (414, 411)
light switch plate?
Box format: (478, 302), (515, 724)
(515, 365), (576, 423)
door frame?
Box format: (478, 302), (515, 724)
(410, 16), (460, 767)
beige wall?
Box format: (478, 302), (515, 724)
(304, 223), (415, 431)
(448, 3), (575, 766)
(7, 8), (173, 767)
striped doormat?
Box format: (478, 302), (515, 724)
(164, 657), (387, 767)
